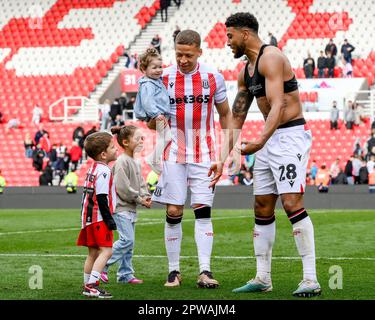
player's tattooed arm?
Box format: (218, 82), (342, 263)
(232, 90), (252, 122)
(232, 68), (253, 129)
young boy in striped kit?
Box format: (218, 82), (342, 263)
(77, 132), (118, 298)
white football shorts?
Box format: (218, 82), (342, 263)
(151, 161), (215, 207)
(253, 123), (312, 195)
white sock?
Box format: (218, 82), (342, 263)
(147, 121), (172, 164)
(253, 220), (275, 283)
(194, 218), (213, 273)
(88, 270), (101, 285)
(292, 216), (317, 282)
(165, 222), (182, 272)
(84, 272), (90, 284)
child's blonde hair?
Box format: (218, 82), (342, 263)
(139, 48), (161, 73)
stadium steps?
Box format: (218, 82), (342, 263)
(129, 1), (182, 56)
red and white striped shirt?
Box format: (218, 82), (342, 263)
(162, 63), (227, 163)
(80, 162), (116, 229)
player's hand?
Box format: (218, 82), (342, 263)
(208, 161), (223, 188)
(228, 144), (242, 175)
(240, 139), (264, 155)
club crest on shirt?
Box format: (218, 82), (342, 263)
(202, 79), (210, 89)
(103, 173), (107, 179)
(169, 82), (174, 88)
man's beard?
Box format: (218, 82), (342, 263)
(234, 44), (245, 59)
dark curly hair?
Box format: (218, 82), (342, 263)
(225, 12), (259, 33)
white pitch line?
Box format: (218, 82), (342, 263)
(0, 216), (251, 236)
(0, 253), (374, 261)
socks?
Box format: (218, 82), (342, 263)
(165, 216), (182, 272)
(288, 209), (317, 282)
(88, 270), (101, 285)
(194, 218), (214, 273)
(253, 214), (276, 283)
(84, 272), (90, 284)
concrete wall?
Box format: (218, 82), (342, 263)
(0, 186), (374, 210)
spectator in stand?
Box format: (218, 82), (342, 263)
(173, 26), (181, 43)
(124, 95), (136, 121)
(353, 102), (365, 126)
(54, 147), (66, 186)
(325, 51), (335, 78)
(118, 93), (128, 113)
(303, 52), (315, 78)
(123, 50), (131, 68)
(371, 117), (375, 131)
(39, 161), (53, 186)
(32, 143), (45, 171)
(70, 140), (83, 171)
(315, 164), (330, 192)
(365, 132), (375, 160)
(317, 51), (326, 78)
(173, 0), (181, 8)
(344, 100), (355, 129)
(160, 0), (170, 22)
(342, 57), (353, 78)
(132, 53), (138, 69)
(353, 137), (363, 157)
(34, 124), (48, 146)
(39, 132), (52, 156)
(359, 160), (369, 184)
(0, 170), (6, 194)
(31, 105), (43, 126)
(112, 114), (125, 127)
(49, 143), (58, 165)
(330, 100), (339, 130)
(367, 155), (375, 174)
(329, 158), (341, 184)
(268, 32), (278, 47)
(344, 156), (354, 185)
(24, 132), (34, 158)
(369, 164), (375, 193)
(352, 154), (362, 184)
(244, 154), (255, 175)
(99, 99), (111, 131)
(110, 98), (123, 126)
(341, 39), (355, 64)
(150, 34), (162, 54)
(5, 117), (21, 133)
(125, 53), (138, 69)
(335, 169), (348, 184)
(0, 110), (4, 124)
(240, 170), (253, 186)
(73, 124), (85, 149)
(309, 160), (318, 184)
(325, 38), (338, 58)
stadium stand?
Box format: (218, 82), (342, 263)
(0, 0), (374, 186)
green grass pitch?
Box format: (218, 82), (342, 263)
(0, 209), (374, 300)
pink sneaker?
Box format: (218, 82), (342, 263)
(100, 272), (109, 284)
(128, 278), (144, 284)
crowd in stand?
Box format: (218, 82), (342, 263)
(303, 38), (355, 78)
(307, 124), (375, 191)
(98, 94), (136, 131)
(24, 124), (98, 186)
(330, 99), (367, 130)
